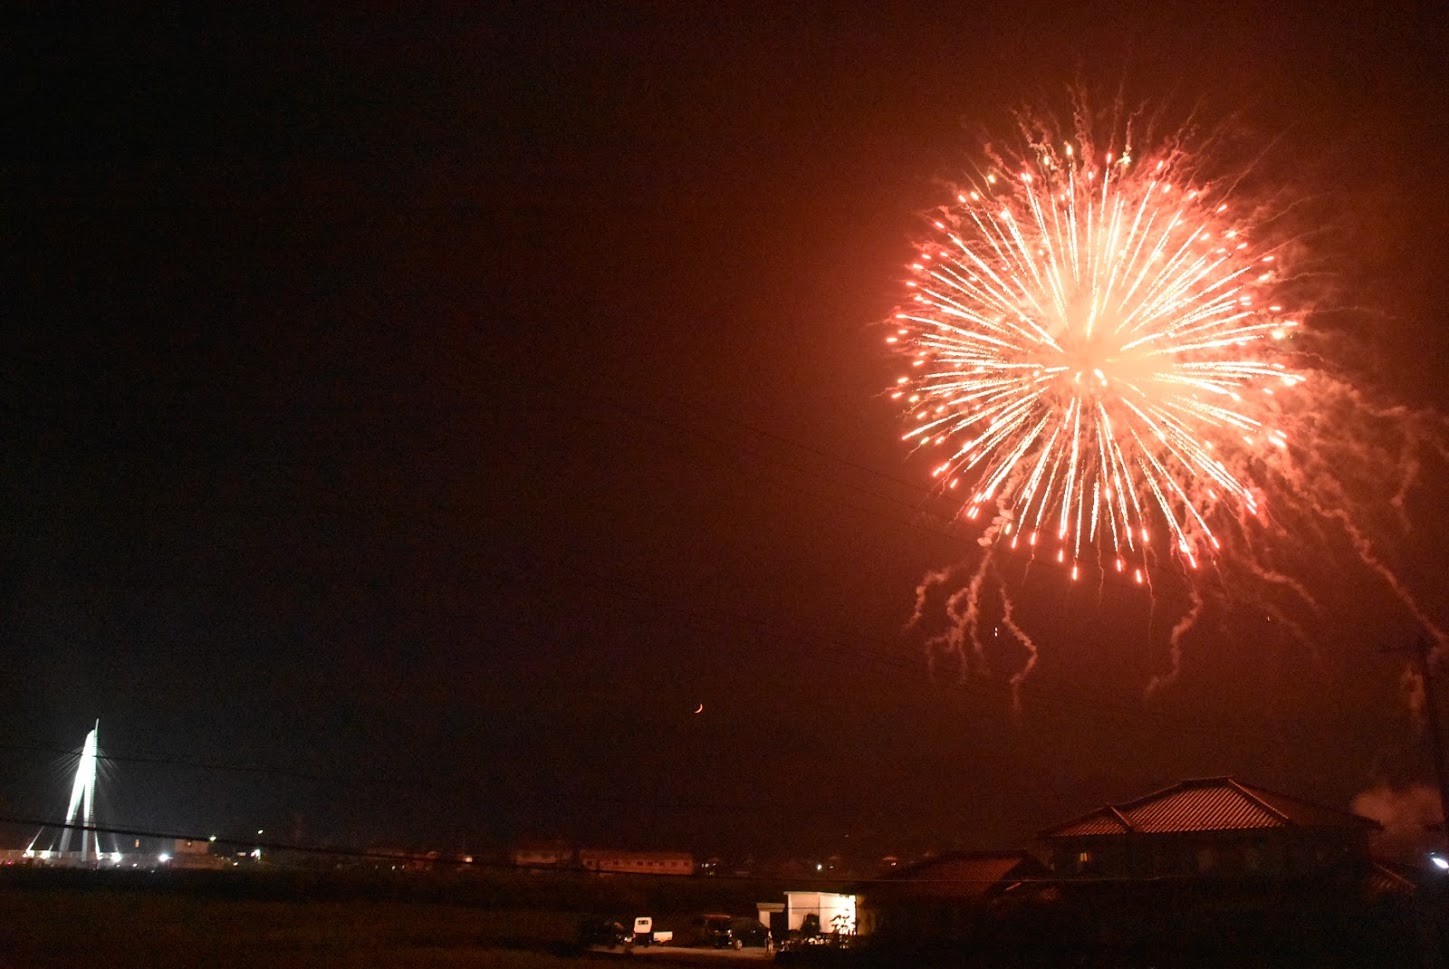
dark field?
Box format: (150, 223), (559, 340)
(0, 868), (802, 969)
(2, 866), (1433, 968)
(0, 890), (581, 968)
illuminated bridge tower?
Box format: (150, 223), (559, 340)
(30, 721), (103, 862)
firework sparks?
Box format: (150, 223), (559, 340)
(891, 124), (1302, 576)
(895, 106), (1449, 696)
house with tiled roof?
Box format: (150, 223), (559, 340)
(1038, 776), (1381, 879)
(851, 851), (1050, 942)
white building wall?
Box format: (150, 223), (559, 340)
(783, 891), (858, 935)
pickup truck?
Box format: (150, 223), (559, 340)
(631, 916), (673, 945)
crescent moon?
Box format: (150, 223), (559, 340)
(693, 703), (704, 714)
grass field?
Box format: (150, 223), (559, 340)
(0, 887), (592, 968)
(0, 867), (812, 969)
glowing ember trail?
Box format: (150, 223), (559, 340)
(890, 124), (1301, 576)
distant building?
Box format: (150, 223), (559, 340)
(361, 847), (448, 871)
(511, 841), (574, 868)
(169, 838), (227, 870)
(578, 848), (693, 876)
(853, 850), (1050, 942)
(167, 834), (220, 863)
(840, 780), (1415, 963)
(1038, 776), (1381, 878)
(756, 890), (859, 940)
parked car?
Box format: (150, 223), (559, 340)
(700, 914), (738, 948)
(631, 916), (672, 946)
(666, 914), (736, 949)
(672, 914), (772, 950)
(577, 918), (632, 948)
(728, 916), (773, 950)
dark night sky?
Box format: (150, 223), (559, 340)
(4, 3), (1449, 859)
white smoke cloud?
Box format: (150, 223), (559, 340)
(1351, 781), (1442, 861)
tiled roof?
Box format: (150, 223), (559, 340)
(1041, 777), (1380, 839)
(1364, 862), (1417, 898)
(1057, 814), (1130, 836)
(861, 851), (1046, 899)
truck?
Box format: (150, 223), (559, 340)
(631, 916), (673, 946)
